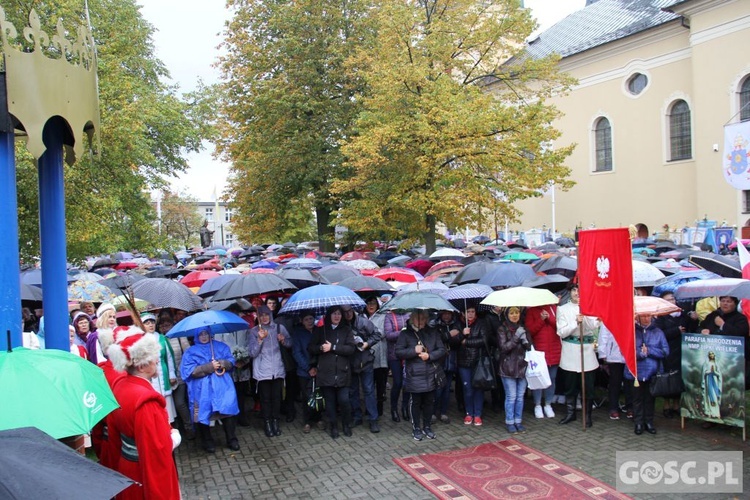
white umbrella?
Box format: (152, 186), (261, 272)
(341, 259), (380, 270)
(632, 260), (666, 287)
(429, 248), (465, 260)
(481, 287), (559, 308)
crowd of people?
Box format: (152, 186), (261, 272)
(22, 267), (750, 498)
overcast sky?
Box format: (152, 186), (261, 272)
(138, 0), (586, 202)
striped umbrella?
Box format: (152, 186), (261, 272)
(279, 284), (366, 315)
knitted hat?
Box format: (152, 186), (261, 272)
(97, 302), (116, 317)
(107, 325), (160, 371)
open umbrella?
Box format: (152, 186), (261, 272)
(90, 257), (120, 270)
(251, 259), (280, 270)
(532, 255), (577, 278)
(373, 268), (423, 283)
(67, 271), (104, 282)
(425, 260), (464, 276)
(67, 280), (117, 303)
(284, 258), (324, 270)
(451, 261), (501, 285)
(278, 284), (367, 315)
(379, 291), (457, 313)
(632, 260), (666, 287)
(341, 259), (380, 271)
(477, 262), (537, 288)
(688, 252), (742, 278)
(180, 270), (221, 289)
(145, 267), (185, 279)
(651, 270), (720, 296)
(481, 287), (559, 308)
(99, 271), (146, 292)
(633, 296), (682, 317)
(521, 274), (570, 293)
(196, 274), (242, 297)
(211, 273), (297, 301)
(337, 276), (395, 293)
(21, 283), (44, 302)
(166, 310), (249, 338)
(429, 248), (465, 260)
(340, 251), (370, 262)
(0, 347), (119, 439)
(396, 281), (449, 294)
(500, 251), (541, 262)
(674, 278), (750, 301)
(131, 278), (203, 311)
(111, 294), (150, 312)
(21, 269), (77, 287)
(277, 268), (330, 289)
(317, 264), (361, 284)
(0, 427), (134, 500)
(441, 283), (494, 311)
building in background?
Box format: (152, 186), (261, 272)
(196, 200), (237, 247)
(505, 0), (750, 238)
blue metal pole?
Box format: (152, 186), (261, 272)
(38, 118), (69, 351)
(0, 130), (22, 351)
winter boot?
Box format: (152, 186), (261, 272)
(263, 419), (274, 438)
(197, 423), (215, 453)
(558, 396), (577, 425)
(271, 419), (282, 436)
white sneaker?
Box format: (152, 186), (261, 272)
(534, 405), (544, 419)
(543, 405), (555, 418)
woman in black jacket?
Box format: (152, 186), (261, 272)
(396, 310), (446, 441)
(308, 306), (356, 439)
(455, 307), (491, 427)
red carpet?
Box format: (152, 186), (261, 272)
(394, 439), (630, 499)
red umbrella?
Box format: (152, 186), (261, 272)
(425, 260), (464, 276)
(181, 270), (221, 288)
(243, 268), (275, 274)
(114, 262), (138, 270)
(195, 259), (222, 271)
(340, 251), (369, 262)
(406, 259), (434, 276)
(374, 268), (422, 283)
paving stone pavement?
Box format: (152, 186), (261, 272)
(176, 400), (750, 500)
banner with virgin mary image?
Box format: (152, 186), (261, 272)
(681, 334), (745, 428)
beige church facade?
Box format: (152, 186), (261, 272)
(510, 0), (750, 239)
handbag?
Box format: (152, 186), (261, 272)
(307, 378), (325, 412)
(649, 362), (684, 397)
(524, 346), (551, 390)
(471, 335), (497, 390)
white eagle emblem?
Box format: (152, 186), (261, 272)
(596, 256), (610, 279)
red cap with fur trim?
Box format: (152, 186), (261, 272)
(107, 325), (160, 371)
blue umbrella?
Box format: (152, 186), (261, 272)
(252, 259), (280, 270)
(279, 284), (366, 315)
(379, 292), (458, 313)
(284, 258), (324, 270)
(652, 270), (720, 296)
(166, 310), (249, 338)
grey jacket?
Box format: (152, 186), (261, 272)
(248, 320), (291, 381)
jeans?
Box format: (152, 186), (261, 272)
(501, 376), (527, 425)
(433, 370), (455, 416)
(389, 359), (408, 412)
(458, 367), (484, 418)
(350, 367), (378, 421)
(532, 365), (558, 405)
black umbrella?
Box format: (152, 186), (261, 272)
(276, 268), (330, 289)
(99, 271), (146, 291)
(132, 278), (204, 311)
(532, 255), (577, 279)
(317, 264), (361, 284)
(90, 257), (120, 270)
(476, 262), (537, 288)
(522, 274), (570, 293)
(0, 427), (134, 499)
(145, 267), (187, 279)
(688, 252), (741, 278)
(338, 275), (395, 294)
(451, 261), (501, 285)
(554, 237), (576, 248)
(212, 273), (297, 301)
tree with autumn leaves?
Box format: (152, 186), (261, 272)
(219, 0), (574, 252)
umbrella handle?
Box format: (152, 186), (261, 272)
(210, 341), (226, 376)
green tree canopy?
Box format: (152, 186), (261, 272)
(5, 0), (206, 261)
(333, 0), (575, 252)
(217, 0), (374, 250)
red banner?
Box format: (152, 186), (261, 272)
(578, 228), (636, 378)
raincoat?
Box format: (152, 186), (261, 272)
(181, 332), (239, 425)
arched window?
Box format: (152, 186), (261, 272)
(669, 100), (691, 161)
(740, 77), (750, 122)
(594, 117), (612, 172)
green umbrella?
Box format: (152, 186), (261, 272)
(0, 347), (119, 439)
(500, 251), (541, 262)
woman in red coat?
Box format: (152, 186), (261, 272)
(106, 326), (181, 500)
(525, 304), (561, 419)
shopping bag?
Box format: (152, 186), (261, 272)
(307, 378), (325, 412)
(524, 346), (551, 390)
